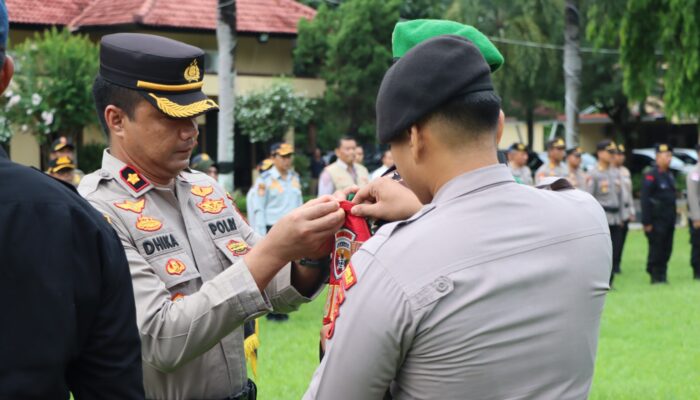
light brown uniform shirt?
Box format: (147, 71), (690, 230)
(305, 164), (611, 399)
(79, 150), (319, 400)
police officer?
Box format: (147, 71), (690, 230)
(79, 33), (342, 399)
(49, 135), (85, 185)
(535, 137), (567, 184)
(614, 143), (636, 273)
(317, 136), (369, 196)
(252, 143), (303, 235)
(508, 142), (533, 185)
(0, 4), (143, 397)
(304, 31), (611, 399)
(565, 146), (588, 189)
(47, 155), (77, 185)
(191, 152), (219, 180)
(686, 144), (700, 280)
(641, 143), (677, 284)
(586, 140), (624, 283)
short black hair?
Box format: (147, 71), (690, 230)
(92, 74), (144, 135)
(337, 135), (356, 149)
(428, 91), (502, 136)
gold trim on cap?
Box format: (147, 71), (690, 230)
(148, 93), (219, 118)
(137, 80), (204, 92)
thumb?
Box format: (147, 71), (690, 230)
(351, 203), (378, 218)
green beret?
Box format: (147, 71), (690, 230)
(392, 19), (504, 72)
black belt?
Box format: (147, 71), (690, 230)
(603, 206), (620, 213)
(223, 380), (257, 400)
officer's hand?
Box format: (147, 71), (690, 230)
(332, 185), (359, 202)
(644, 224), (653, 233)
(267, 195), (345, 260)
(351, 177), (422, 221)
(693, 220), (700, 229)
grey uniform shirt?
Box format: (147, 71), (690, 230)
(510, 164), (533, 185)
(79, 150), (320, 400)
(586, 165), (624, 225)
(304, 164), (611, 400)
(567, 166), (589, 189)
(619, 166), (636, 221)
(535, 161), (568, 185)
(687, 165), (700, 222)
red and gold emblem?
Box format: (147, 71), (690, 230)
(197, 197), (226, 214)
(342, 263), (357, 290)
(114, 198), (146, 213)
(136, 215), (163, 232)
(191, 185), (214, 197)
(165, 258), (186, 276)
(226, 239), (250, 256)
(171, 293), (185, 302)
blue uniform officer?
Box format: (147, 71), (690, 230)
(252, 143), (303, 235)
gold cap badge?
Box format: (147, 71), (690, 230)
(184, 59), (201, 83)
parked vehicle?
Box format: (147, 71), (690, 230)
(631, 148), (692, 175)
(673, 148), (698, 165)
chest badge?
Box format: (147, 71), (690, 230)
(115, 198), (146, 213)
(197, 197), (226, 214)
(226, 239), (250, 256)
(136, 215), (163, 232)
(165, 258), (187, 276)
(191, 185), (214, 197)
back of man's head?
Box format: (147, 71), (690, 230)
(0, 0), (13, 93)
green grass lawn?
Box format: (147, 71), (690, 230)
(252, 229), (700, 399)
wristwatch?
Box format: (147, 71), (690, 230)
(298, 256), (331, 270)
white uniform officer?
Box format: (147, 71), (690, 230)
(304, 24), (611, 400)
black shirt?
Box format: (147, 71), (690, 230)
(0, 150), (144, 399)
(640, 166), (677, 225)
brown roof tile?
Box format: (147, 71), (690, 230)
(8, 0), (315, 34)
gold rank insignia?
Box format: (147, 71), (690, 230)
(165, 258), (186, 276)
(184, 59), (201, 82)
(119, 165), (150, 192)
(342, 263), (358, 290)
(226, 239), (250, 256)
(136, 215), (163, 232)
(196, 197), (226, 214)
(103, 214), (112, 224)
(191, 185), (214, 197)
(114, 198), (146, 214)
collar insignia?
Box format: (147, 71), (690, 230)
(119, 165), (150, 192)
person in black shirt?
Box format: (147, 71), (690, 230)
(0, 2), (144, 398)
(640, 143), (677, 284)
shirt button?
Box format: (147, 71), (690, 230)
(100, 170), (111, 178)
(436, 278), (449, 292)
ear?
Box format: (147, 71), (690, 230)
(0, 56), (15, 93)
(408, 124), (426, 164)
(105, 105), (128, 138)
(495, 110), (505, 146)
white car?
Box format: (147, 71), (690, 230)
(673, 148), (698, 165)
(631, 148), (692, 175)
(536, 152), (597, 173)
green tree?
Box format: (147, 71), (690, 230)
(294, 0), (401, 147)
(587, 0), (700, 117)
(446, 0), (565, 146)
(0, 28), (98, 148)
(235, 82), (315, 143)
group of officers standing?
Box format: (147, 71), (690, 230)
(508, 137), (700, 284)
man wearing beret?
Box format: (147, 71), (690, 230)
(507, 142), (533, 185)
(565, 146), (588, 189)
(79, 33), (342, 399)
(685, 144), (700, 280)
(304, 30), (611, 399)
(0, 3), (143, 398)
(535, 137), (568, 185)
(640, 143), (677, 284)
(586, 140), (624, 285)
